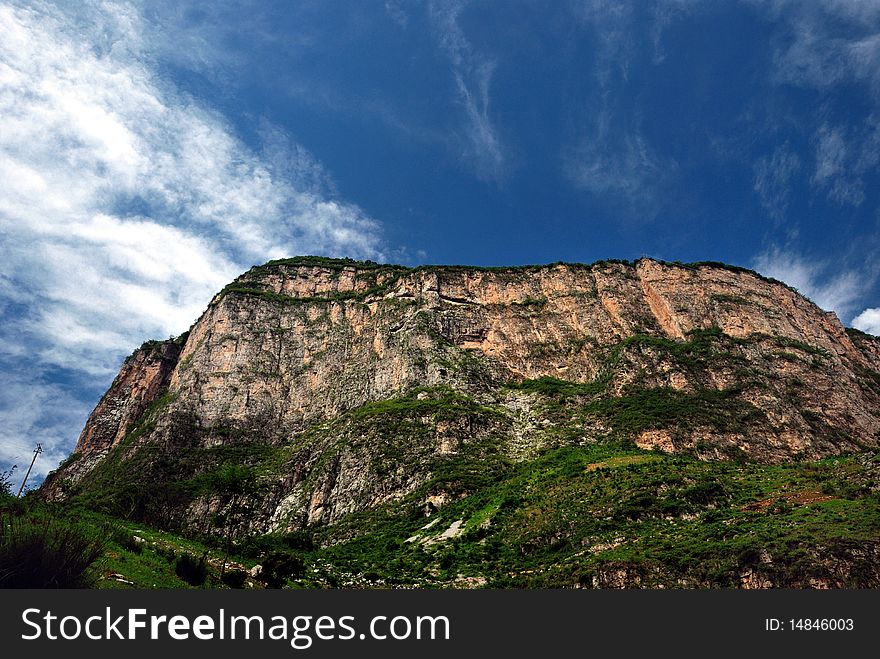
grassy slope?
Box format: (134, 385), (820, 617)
(16, 437), (877, 589)
(309, 444), (880, 588)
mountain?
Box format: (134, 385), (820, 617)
(42, 256), (880, 587)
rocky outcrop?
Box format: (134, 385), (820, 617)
(77, 340), (183, 455)
(45, 339), (183, 493)
(42, 257), (880, 536)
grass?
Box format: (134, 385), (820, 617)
(305, 445), (880, 588)
(60, 357), (855, 588)
(218, 284), (396, 306)
(772, 335), (831, 358)
(27, 439), (880, 589)
(583, 386), (764, 435)
(507, 375), (601, 397)
(0, 504), (105, 588)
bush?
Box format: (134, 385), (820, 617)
(221, 569), (247, 589)
(1, 466), (17, 503)
(261, 551), (305, 588)
(238, 531), (315, 558)
(0, 512), (105, 588)
(111, 528), (143, 554)
(174, 552), (207, 586)
(154, 545), (177, 563)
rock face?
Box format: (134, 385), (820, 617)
(55, 339), (183, 486)
(43, 257), (880, 539)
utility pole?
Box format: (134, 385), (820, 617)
(17, 443), (42, 497)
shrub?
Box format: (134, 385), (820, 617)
(260, 551), (305, 588)
(174, 552), (207, 586)
(1, 466), (15, 501)
(111, 528), (143, 554)
(221, 569), (247, 589)
(0, 512), (104, 588)
(154, 545), (177, 563)
(239, 531), (315, 557)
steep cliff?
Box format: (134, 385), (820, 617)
(52, 337), (185, 487)
(42, 257), (880, 577)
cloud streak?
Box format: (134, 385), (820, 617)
(755, 0), (880, 210)
(753, 144), (800, 220)
(430, 0), (506, 182)
(0, 0), (384, 478)
(563, 2), (678, 217)
(565, 110), (670, 204)
(810, 121), (880, 207)
(767, 0), (880, 92)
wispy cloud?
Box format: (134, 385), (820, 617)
(384, 0), (409, 29)
(649, 0), (701, 65)
(565, 110), (671, 206)
(753, 143), (801, 220)
(810, 121), (880, 207)
(766, 0), (880, 92)
(752, 246), (871, 320)
(0, 0), (384, 478)
(753, 1), (880, 209)
(0, 376), (90, 494)
(563, 1), (677, 217)
(429, 0), (506, 183)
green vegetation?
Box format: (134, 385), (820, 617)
(174, 552), (208, 586)
(506, 329), (764, 437)
(511, 296), (548, 308)
(208, 255), (809, 318)
(219, 285), (383, 306)
(0, 504), (105, 588)
(772, 335), (830, 358)
(710, 293), (750, 305)
(124, 332), (189, 363)
(19, 389), (880, 590)
(1, 466), (14, 501)
(584, 386), (763, 435)
(32, 250), (880, 588)
(303, 445), (880, 588)
(41, 372), (880, 588)
(846, 326), (880, 343)
(618, 327), (731, 365)
(262, 256), (389, 270)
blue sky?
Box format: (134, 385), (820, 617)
(1, 0), (880, 483)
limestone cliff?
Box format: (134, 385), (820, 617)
(43, 257), (880, 542)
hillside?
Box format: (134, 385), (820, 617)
(38, 256), (880, 588)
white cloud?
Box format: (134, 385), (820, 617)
(753, 144), (800, 220)
(650, 0), (701, 65)
(563, 2), (678, 216)
(754, 1), (880, 208)
(566, 112), (669, 201)
(576, 0), (634, 86)
(429, 0), (506, 182)
(767, 0), (880, 91)
(852, 308), (880, 335)
(809, 121), (880, 207)
(752, 247), (869, 319)
(0, 0), (385, 479)
(385, 1), (409, 29)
